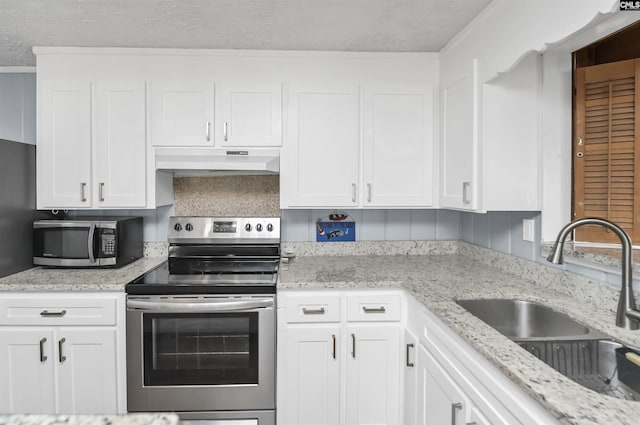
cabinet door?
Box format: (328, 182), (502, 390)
(57, 328), (118, 414)
(0, 329), (55, 413)
(217, 83), (282, 147)
(440, 59), (479, 210)
(403, 329), (418, 425)
(417, 344), (469, 425)
(280, 326), (340, 425)
(469, 406), (492, 425)
(39, 81), (92, 208)
(346, 325), (400, 425)
(283, 84), (360, 207)
(363, 85), (434, 207)
(150, 82), (215, 146)
(93, 82), (146, 207)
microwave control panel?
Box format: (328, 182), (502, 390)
(100, 228), (117, 256)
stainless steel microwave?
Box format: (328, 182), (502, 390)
(33, 216), (143, 268)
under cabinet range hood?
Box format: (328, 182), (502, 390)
(155, 148), (279, 175)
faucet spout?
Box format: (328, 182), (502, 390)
(547, 217), (640, 330)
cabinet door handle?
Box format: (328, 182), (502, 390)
(367, 183), (372, 202)
(224, 122), (229, 141)
(462, 181), (471, 205)
(466, 422), (477, 425)
(302, 307), (325, 315)
(39, 338), (47, 362)
(451, 402), (463, 425)
(332, 334), (337, 359)
(99, 182), (105, 202)
(352, 183), (357, 203)
(362, 306), (386, 313)
(351, 333), (356, 358)
(58, 338), (67, 363)
(206, 121), (211, 141)
(80, 182), (87, 202)
(406, 343), (414, 367)
(40, 310), (67, 317)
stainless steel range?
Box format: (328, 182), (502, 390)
(126, 217), (280, 425)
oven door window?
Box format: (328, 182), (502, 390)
(143, 312), (259, 386)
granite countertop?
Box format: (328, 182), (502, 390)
(0, 413), (179, 425)
(278, 253), (640, 425)
(0, 257), (165, 292)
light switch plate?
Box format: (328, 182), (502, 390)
(522, 218), (535, 242)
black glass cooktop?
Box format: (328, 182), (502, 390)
(126, 261), (277, 295)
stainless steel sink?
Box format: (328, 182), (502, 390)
(456, 299), (609, 341)
(457, 298), (640, 401)
(518, 339), (640, 401)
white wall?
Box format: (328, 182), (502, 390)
(0, 73), (36, 144)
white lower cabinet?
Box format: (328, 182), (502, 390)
(278, 290), (401, 425)
(0, 293), (125, 414)
(280, 326), (341, 425)
(279, 290), (558, 425)
(345, 325), (400, 425)
(418, 344), (470, 425)
(0, 328), (56, 413)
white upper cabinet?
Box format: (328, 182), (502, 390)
(363, 84), (434, 207)
(38, 80), (149, 209)
(282, 83), (360, 207)
(38, 81), (92, 209)
(282, 82), (435, 209)
(150, 81), (215, 147)
(440, 60), (479, 210)
(216, 83), (282, 147)
(93, 82), (146, 207)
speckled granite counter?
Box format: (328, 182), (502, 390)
(0, 413), (179, 425)
(278, 247), (640, 425)
(0, 257), (165, 292)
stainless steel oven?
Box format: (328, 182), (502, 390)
(126, 217), (279, 425)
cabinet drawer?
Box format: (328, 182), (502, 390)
(0, 296), (117, 326)
(346, 294), (401, 322)
(285, 295), (341, 323)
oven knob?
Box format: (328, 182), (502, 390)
(185, 223), (193, 232)
(174, 223), (182, 232)
(245, 223), (252, 232)
(256, 223), (263, 232)
(267, 223), (274, 232)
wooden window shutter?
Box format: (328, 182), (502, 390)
(574, 58), (640, 243)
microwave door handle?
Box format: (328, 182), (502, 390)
(127, 298), (274, 313)
(87, 223), (96, 263)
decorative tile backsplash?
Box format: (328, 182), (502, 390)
(174, 175), (280, 217)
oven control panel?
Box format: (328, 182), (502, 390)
(168, 217), (280, 241)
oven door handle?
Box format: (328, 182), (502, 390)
(126, 298), (274, 313)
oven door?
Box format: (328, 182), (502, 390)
(126, 295), (275, 412)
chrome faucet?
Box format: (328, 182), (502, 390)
(547, 217), (640, 330)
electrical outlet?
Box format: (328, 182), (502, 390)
(522, 219), (535, 242)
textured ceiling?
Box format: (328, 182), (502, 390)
(0, 0), (492, 66)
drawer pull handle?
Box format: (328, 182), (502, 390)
(406, 343), (415, 367)
(362, 306), (386, 313)
(332, 334), (336, 359)
(40, 310), (67, 317)
(303, 307), (325, 315)
(58, 338), (67, 363)
(351, 333), (356, 359)
(39, 338), (47, 362)
(451, 402), (463, 425)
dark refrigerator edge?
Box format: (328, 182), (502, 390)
(0, 139), (47, 278)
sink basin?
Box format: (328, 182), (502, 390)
(456, 299), (609, 341)
(518, 339), (640, 401)
(457, 299), (640, 401)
